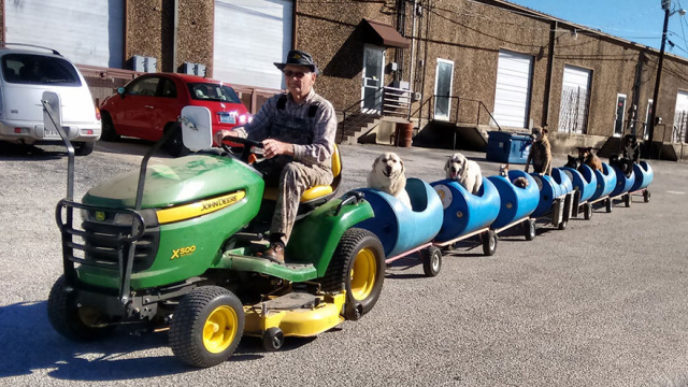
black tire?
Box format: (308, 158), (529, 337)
(482, 230), (497, 256)
(644, 190), (650, 203)
(558, 219), (567, 230)
(169, 286), (244, 368)
(605, 198), (613, 213)
(584, 203), (592, 220)
(320, 228), (385, 319)
(73, 141), (95, 156)
(571, 190), (581, 217)
(523, 219), (536, 241)
(164, 123), (190, 157)
(624, 193), (631, 208)
(262, 327), (284, 352)
(421, 246), (442, 277)
(47, 275), (115, 341)
(100, 111), (120, 142)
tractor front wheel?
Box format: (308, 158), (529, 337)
(47, 276), (115, 341)
(170, 286), (244, 368)
(321, 228), (385, 319)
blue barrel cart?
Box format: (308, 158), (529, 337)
(430, 178), (501, 256)
(486, 170), (540, 243)
(355, 178), (444, 277)
(561, 164), (598, 220)
(588, 162), (618, 213)
(628, 161), (654, 203)
(609, 165), (637, 208)
(530, 168), (575, 230)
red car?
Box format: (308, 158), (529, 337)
(100, 72), (251, 156)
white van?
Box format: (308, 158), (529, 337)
(0, 45), (101, 155)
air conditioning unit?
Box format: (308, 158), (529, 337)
(182, 62), (206, 77)
(131, 55), (157, 73)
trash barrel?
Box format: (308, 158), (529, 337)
(395, 122), (414, 147)
(485, 131), (532, 164)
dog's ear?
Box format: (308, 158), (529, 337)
(399, 157), (405, 173)
(543, 127), (548, 134)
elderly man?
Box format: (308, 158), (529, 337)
(214, 50), (337, 264)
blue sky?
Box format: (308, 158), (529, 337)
(507, 0), (688, 57)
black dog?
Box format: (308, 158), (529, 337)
(565, 155), (582, 170)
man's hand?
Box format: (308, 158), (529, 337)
(262, 138), (294, 159)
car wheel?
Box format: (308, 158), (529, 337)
(74, 141), (95, 156)
(100, 112), (120, 142)
(164, 123), (190, 157)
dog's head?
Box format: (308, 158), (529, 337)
(499, 163), (509, 177)
(565, 155), (581, 169)
(371, 152), (405, 180)
(531, 126), (548, 143)
(577, 147), (593, 159)
(445, 153), (468, 180)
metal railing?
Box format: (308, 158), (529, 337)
(411, 95), (502, 131)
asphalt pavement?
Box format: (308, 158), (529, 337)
(1, 139), (688, 387)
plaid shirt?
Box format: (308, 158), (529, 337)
(234, 89), (336, 167)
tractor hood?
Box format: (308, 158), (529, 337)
(83, 155), (264, 209)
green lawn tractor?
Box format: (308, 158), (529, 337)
(45, 96), (386, 368)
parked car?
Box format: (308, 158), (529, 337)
(0, 45), (101, 155)
(100, 72), (252, 156)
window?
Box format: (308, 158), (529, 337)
(614, 94), (627, 137)
(158, 78), (177, 98)
(188, 83), (241, 103)
(128, 77), (159, 96)
(2, 54), (81, 86)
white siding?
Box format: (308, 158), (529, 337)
(493, 50), (533, 128)
(214, 0), (292, 89)
(5, 0), (124, 68)
(558, 65), (591, 134)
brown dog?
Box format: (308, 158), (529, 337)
(525, 126), (552, 175)
(578, 147), (603, 172)
(500, 164), (529, 188)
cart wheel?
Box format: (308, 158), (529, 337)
(482, 230), (497, 256)
(558, 219), (567, 230)
(624, 193), (631, 207)
(320, 228), (385, 319)
(605, 198), (612, 213)
(522, 219), (536, 241)
(421, 246), (442, 277)
(170, 286), (244, 368)
(563, 193), (573, 223)
(583, 203), (592, 220)
(262, 327), (284, 352)
(47, 276), (115, 341)
(643, 190), (651, 203)
(571, 190), (581, 217)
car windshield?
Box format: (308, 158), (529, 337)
(1, 53), (81, 86)
(188, 83), (241, 103)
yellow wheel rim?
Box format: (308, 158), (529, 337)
(203, 305), (239, 354)
(349, 247), (377, 301)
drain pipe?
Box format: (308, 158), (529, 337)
(416, 0), (431, 128)
(172, 0), (178, 72)
(409, 0), (418, 96)
(542, 20), (556, 127)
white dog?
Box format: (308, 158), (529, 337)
(444, 152), (483, 194)
(367, 152), (412, 208)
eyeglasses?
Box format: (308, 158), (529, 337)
(283, 70), (309, 78)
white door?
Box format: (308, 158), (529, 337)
(673, 90), (688, 143)
(361, 45), (385, 113)
(493, 50), (533, 128)
(434, 59), (454, 121)
(5, 0), (124, 67)
(214, 0), (293, 89)
(558, 65), (591, 134)
(614, 94), (627, 137)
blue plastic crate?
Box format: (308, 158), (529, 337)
(485, 131), (532, 164)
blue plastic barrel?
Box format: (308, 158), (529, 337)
(531, 170), (574, 218)
(562, 165), (597, 203)
(630, 161), (654, 191)
(551, 168), (574, 195)
(487, 170), (539, 228)
(610, 165), (636, 197)
(430, 178), (500, 242)
(356, 178), (444, 257)
(590, 162), (617, 201)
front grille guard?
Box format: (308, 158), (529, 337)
(56, 199), (146, 305)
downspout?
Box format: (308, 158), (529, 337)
(417, 0), (431, 127)
(409, 0), (418, 93)
(542, 20), (556, 127)
(172, 0), (178, 72)
(123, 0), (129, 68)
(629, 49), (645, 136)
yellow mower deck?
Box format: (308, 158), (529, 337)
(244, 292), (345, 337)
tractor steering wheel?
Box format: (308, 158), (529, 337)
(220, 135), (264, 162)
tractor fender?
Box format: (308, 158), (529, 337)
(285, 193), (374, 277)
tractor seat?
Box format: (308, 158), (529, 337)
(262, 144), (342, 205)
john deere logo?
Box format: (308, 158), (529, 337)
(95, 211), (106, 221)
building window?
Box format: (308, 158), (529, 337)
(614, 94), (627, 138)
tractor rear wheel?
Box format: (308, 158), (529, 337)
(320, 228), (385, 319)
(170, 286), (244, 368)
(47, 276), (115, 341)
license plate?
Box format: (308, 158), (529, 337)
(44, 128), (59, 138)
(218, 113), (235, 124)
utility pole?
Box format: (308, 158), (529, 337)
(646, 0), (671, 158)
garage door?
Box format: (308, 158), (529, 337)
(493, 50), (533, 128)
(214, 0), (292, 89)
(558, 65), (591, 134)
(673, 90), (688, 143)
(5, 0), (124, 68)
